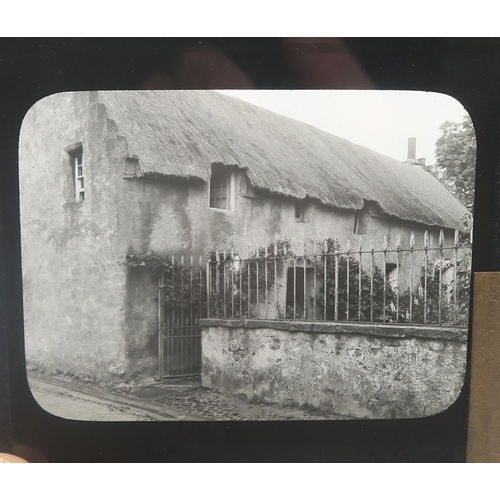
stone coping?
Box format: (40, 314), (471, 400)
(198, 318), (468, 342)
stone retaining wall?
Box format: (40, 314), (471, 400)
(199, 319), (468, 419)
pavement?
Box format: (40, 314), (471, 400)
(28, 372), (333, 422)
(29, 376), (176, 421)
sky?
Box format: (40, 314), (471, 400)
(217, 90), (470, 166)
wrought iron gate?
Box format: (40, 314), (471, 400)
(157, 258), (207, 378)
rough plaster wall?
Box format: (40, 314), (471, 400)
(19, 92), (130, 378)
(120, 170), (461, 375)
(201, 326), (467, 419)
(123, 268), (159, 375)
(118, 179), (199, 375)
(124, 171), (451, 259)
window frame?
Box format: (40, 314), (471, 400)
(209, 170), (234, 211)
(354, 210), (368, 235)
(73, 151), (85, 201)
(294, 202), (304, 222)
(65, 143), (84, 202)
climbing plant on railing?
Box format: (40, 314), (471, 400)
(125, 251), (207, 317)
(125, 231), (472, 327)
(312, 239), (398, 322)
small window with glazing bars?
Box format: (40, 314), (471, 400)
(295, 202), (303, 221)
(72, 149), (84, 201)
(210, 172), (231, 210)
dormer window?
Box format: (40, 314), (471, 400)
(295, 202), (303, 221)
(209, 166), (234, 210)
(354, 210), (369, 235)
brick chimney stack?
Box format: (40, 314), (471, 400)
(407, 137), (416, 161)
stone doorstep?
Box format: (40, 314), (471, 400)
(27, 373), (211, 421)
(198, 318), (468, 342)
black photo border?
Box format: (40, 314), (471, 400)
(1, 37), (498, 462)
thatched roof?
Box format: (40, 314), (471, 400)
(97, 90), (468, 230)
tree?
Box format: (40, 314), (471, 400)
(432, 115), (477, 214)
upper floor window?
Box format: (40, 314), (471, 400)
(354, 210), (368, 235)
(295, 202), (304, 221)
(67, 144), (84, 201)
(210, 170), (233, 210)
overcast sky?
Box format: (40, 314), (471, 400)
(217, 90), (470, 166)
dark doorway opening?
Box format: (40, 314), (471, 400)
(287, 267), (304, 311)
(286, 266), (315, 319)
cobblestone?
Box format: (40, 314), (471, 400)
(154, 387), (331, 420)
(29, 371), (338, 421)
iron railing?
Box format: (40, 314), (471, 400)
(206, 229), (472, 327)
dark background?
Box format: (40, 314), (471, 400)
(0, 38), (498, 462)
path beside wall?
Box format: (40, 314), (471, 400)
(200, 319), (467, 419)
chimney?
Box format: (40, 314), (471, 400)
(418, 157), (426, 167)
(407, 137), (416, 160)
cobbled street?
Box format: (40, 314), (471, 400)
(151, 387), (329, 421)
(28, 373), (335, 421)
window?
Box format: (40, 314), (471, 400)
(295, 202), (303, 221)
(71, 150), (84, 201)
(210, 171), (232, 210)
(123, 157), (139, 178)
(354, 210), (368, 235)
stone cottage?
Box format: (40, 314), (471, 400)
(19, 90), (468, 381)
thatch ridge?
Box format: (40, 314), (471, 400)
(97, 90), (468, 230)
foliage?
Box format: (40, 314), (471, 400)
(126, 251), (207, 319)
(125, 236), (472, 327)
(448, 232), (473, 327)
(125, 250), (172, 270)
(398, 267), (452, 326)
(161, 264), (206, 317)
(309, 238), (471, 326)
(313, 239), (398, 322)
(432, 115), (477, 213)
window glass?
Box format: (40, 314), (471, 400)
(210, 172), (231, 209)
